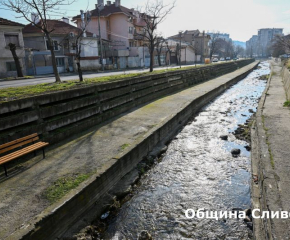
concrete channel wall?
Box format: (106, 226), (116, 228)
(282, 65), (290, 100)
(11, 61), (259, 240)
(252, 61), (290, 240)
(0, 59), (254, 145)
(251, 66), (273, 240)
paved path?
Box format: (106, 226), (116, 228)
(0, 62), (257, 239)
(256, 61), (290, 239)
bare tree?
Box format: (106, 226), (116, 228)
(8, 43), (24, 77)
(270, 34), (290, 57)
(224, 40), (234, 58)
(1, 0), (75, 83)
(137, 0), (175, 72)
(72, 10), (92, 82)
(209, 32), (222, 59)
(233, 45), (245, 58)
(156, 35), (166, 66)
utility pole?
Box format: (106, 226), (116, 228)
(143, 43), (145, 68)
(165, 41), (171, 65)
(97, 5), (104, 71)
(202, 31), (205, 64)
(179, 31), (182, 68)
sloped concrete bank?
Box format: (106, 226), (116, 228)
(0, 60), (254, 146)
(282, 63), (290, 100)
(251, 65), (273, 240)
(251, 61), (290, 239)
(6, 62), (259, 240)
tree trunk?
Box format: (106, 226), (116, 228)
(76, 61), (83, 82)
(46, 34), (61, 83)
(150, 46), (154, 72)
(157, 51), (161, 66)
(8, 43), (23, 77)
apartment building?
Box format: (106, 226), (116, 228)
(73, 0), (149, 69)
(168, 30), (210, 63)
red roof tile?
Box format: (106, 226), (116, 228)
(73, 4), (135, 20)
(23, 20), (94, 37)
(0, 17), (25, 27)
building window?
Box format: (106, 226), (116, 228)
(71, 43), (76, 50)
(106, 20), (110, 28)
(129, 27), (134, 34)
(46, 40), (59, 51)
(56, 58), (65, 67)
(54, 41), (59, 51)
(129, 41), (134, 47)
(6, 62), (16, 71)
(5, 34), (20, 47)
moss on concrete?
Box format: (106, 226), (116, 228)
(283, 100), (290, 107)
(121, 143), (130, 150)
(44, 173), (93, 203)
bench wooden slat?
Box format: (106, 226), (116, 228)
(0, 142), (49, 165)
(0, 133), (38, 150)
(0, 142), (48, 161)
(0, 137), (39, 155)
(0, 142), (47, 161)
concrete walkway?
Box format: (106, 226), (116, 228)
(0, 62), (258, 239)
(252, 60), (290, 239)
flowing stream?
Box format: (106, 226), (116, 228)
(102, 62), (270, 239)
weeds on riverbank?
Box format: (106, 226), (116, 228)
(44, 173), (93, 203)
(283, 100), (290, 107)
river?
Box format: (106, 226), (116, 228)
(101, 61), (270, 239)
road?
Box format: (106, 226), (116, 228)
(0, 64), (200, 89)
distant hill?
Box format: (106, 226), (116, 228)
(233, 41), (246, 48)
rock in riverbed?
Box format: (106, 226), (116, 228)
(138, 230), (153, 240)
(231, 148), (241, 156)
(220, 135), (228, 141)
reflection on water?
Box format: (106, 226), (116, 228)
(104, 62), (270, 239)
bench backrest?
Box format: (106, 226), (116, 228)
(0, 133), (39, 155)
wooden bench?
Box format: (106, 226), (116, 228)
(0, 133), (49, 176)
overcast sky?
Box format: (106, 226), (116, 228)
(1, 0), (290, 42)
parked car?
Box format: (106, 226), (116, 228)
(212, 58), (219, 62)
(226, 57), (231, 61)
(220, 57), (225, 61)
(233, 57), (238, 60)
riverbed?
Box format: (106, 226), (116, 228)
(101, 62), (270, 239)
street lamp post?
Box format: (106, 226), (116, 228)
(97, 5), (104, 71)
(179, 31), (182, 68)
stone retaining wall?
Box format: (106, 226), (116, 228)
(282, 65), (290, 100)
(0, 59), (254, 145)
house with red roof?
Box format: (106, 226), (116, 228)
(0, 17), (26, 78)
(22, 17), (100, 75)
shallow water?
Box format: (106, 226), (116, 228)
(103, 62), (270, 239)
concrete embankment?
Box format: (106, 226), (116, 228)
(251, 60), (290, 239)
(0, 61), (258, 240)
(0, 59), (254, 146)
